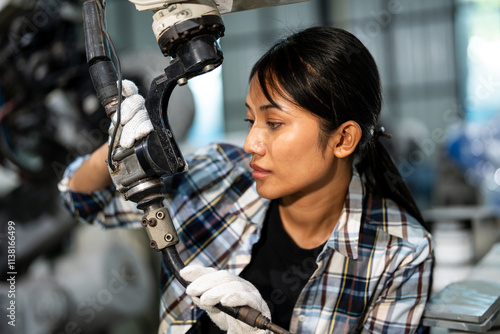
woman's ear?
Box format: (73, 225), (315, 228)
(330, 121), (362, 158)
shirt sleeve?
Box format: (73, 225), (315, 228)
(58, 155), (143, 229)
(361, 235), (434, 334)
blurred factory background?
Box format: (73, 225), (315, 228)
(0, 0), (499, 333)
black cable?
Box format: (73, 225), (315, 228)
(96, 0), (122, 172)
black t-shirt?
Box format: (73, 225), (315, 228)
(188, 200), (325, 333)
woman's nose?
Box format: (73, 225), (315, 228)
(243, 128), (266, 156)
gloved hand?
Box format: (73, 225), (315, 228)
(180, 265), (271, 334)
(111, 79), (153, 149)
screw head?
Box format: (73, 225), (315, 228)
(164, 234), (173, 242)
(156, 211), (165, 220)
(148, 218), (157, 227)
(150, 240), (157, 249)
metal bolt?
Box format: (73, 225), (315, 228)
(150, 240), (157, 249)
(141, 218), (148, 227)
(156, 211), (165, 220)
(164, 234), (173, 242)
(148, 218), (157, 227)
(203, 64), (215, 73)
(177, 77), (188, 86)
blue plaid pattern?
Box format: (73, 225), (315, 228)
(60, 143), (433, 334)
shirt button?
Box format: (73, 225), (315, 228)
(298, 315), (306, 322)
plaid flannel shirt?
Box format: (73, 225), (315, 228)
(59, 143), (433, 334)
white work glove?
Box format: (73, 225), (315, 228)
(112, 79), (153, 149)
(180, 265), (271, 334)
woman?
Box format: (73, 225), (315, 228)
(60, 26), (433, 333)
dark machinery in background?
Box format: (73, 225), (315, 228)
(0, 0), (106, 278)
(0, 0), (106, 182)
(0, 2), (158, 334)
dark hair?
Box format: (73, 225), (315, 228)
(250, 26), (428, 230)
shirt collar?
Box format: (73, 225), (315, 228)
(229, 177), (269, 227)
(326, 170), (365, 260)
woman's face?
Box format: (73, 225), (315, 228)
(243, 76), (339, 200)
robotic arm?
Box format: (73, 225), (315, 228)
(81, 1), (306, 333)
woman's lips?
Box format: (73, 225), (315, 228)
(250, 163), (271, 179)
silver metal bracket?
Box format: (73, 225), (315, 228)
(141, 207), (179, 250)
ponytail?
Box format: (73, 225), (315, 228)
(355, 134), (429, 231)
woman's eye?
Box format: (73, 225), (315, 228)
(244, 119), (281, 130)
(267, 122), (282, 129)
(244, 118), (255, 127)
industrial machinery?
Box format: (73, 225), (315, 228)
(81, 0), (307, 333)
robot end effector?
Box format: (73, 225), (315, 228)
(117, 1), (226, 211)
